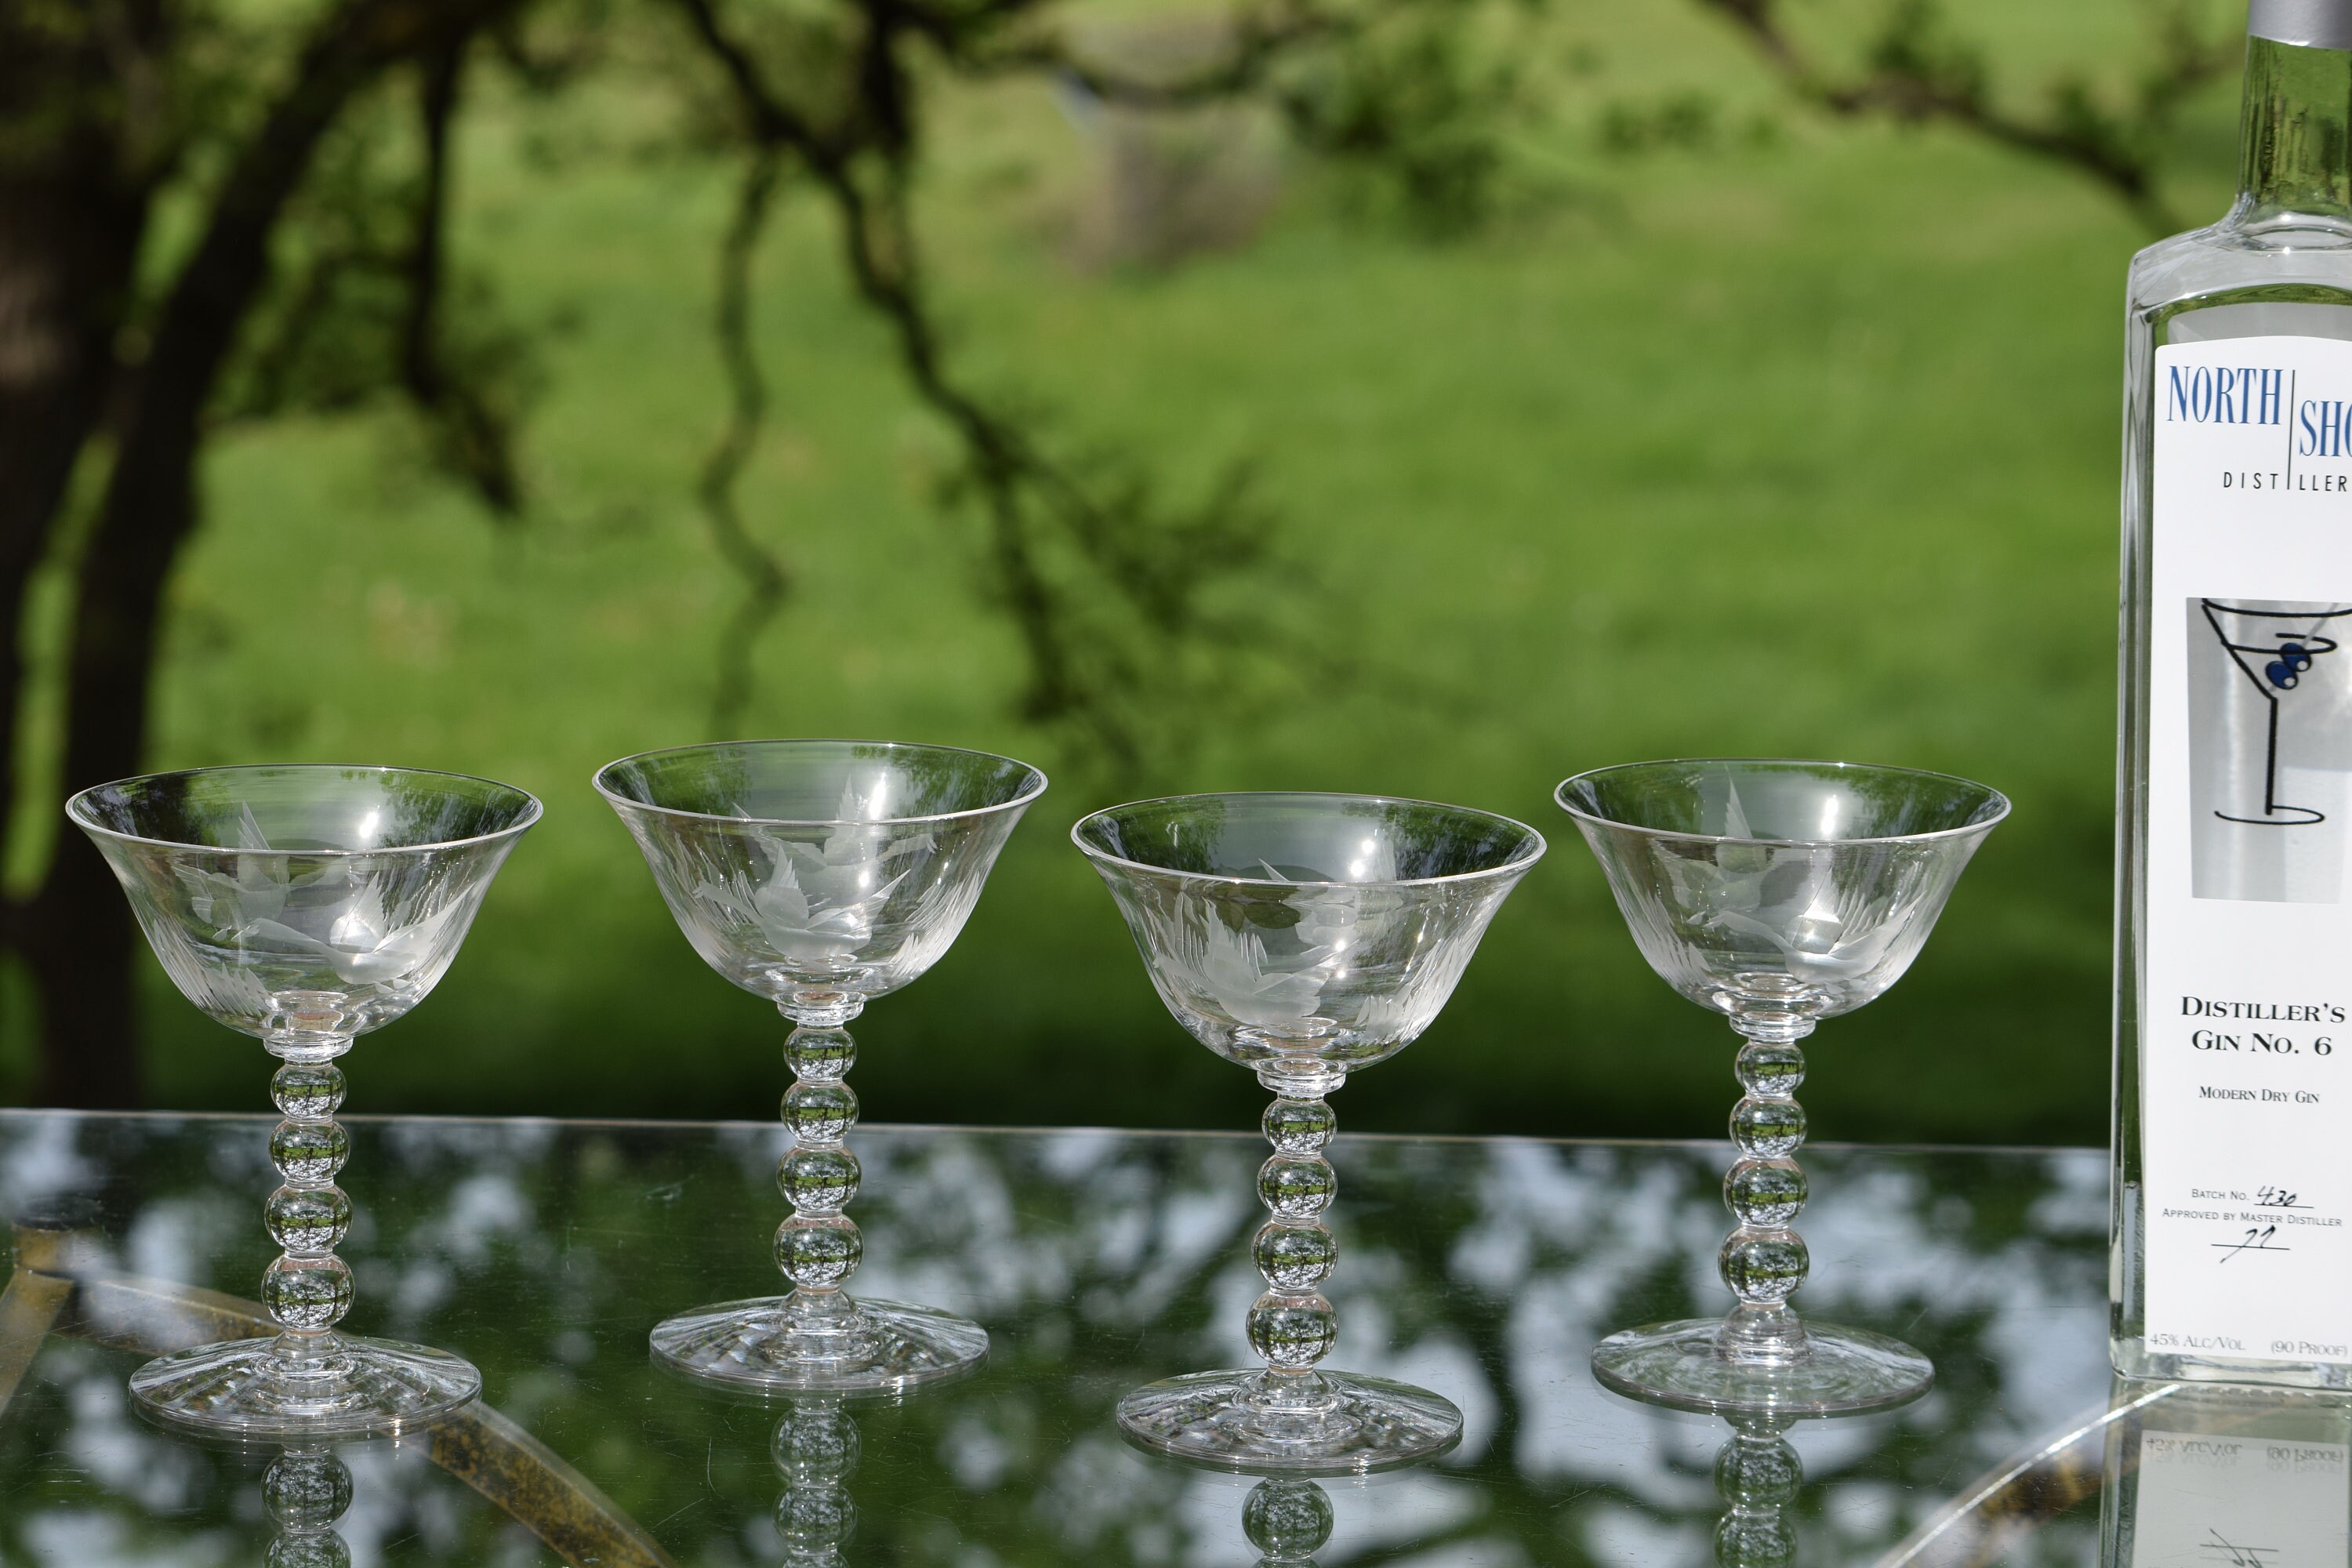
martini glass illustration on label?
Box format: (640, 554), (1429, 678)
(1075, 792), (1543, 1472)
(67, 764), (540, 1438)
(1557, 759), (2006, 1416)
(2199, 600), (2352, 826)
(597, 739), (1045, 1392)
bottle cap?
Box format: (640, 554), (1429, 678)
(2252, 0), (2352, 49)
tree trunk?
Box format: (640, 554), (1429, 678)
(18, 0), (513, 1105)
(0, 4), (162, 1105)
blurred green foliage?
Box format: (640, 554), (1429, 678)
(0, 0), (2245, 1142)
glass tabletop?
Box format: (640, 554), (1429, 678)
(0, 1112), (2323, 1567)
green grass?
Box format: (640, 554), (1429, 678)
(3, 0), (2240, 1143)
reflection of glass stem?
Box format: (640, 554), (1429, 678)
(264, 1445), (354, 1568)
(262, 1033), (358, 1369)
(1712, 1417), (1800, 1568)
(773, 1399), (858, 1566)
(2200, 601), (2352, 826)
(775, 1017), (867, 1341)
(1244, 1478), (1334, 1568)
(1245, 1064), (1343, 1425)
(1715, 1006), (1811, 1367)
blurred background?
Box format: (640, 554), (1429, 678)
(0, 0), (2244, 1143)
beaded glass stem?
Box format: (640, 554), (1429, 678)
(125, 1030), (485, 1434)
(1076, 791), (1543, 1472)
(69, 764), (536, 1439)
(1716, 1009), (1813, 1367)
(644, 1001), (988, 1389)
(1113, 1065), (1463, 1472)
(1251, 1079), (1342, 1384)
(261, 1042), (358, 1356)
(600, 740), (1045, 1393)
(1559, 758), (2007, 1417)
(775, 1020), (864, 1316)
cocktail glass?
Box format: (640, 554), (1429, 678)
(1074, 792), (1544, 1472)
(67, 764), (541, 1437)
(596, 739), (1046, 1392)
(1557, 758), (2008, 1416)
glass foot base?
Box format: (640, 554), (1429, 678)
(649, 1295), (987, 1392)
(1116, 1369), (1463, 1475)
(129, 1333), (481, 1439)
(1591, 1319), (1933, 1417)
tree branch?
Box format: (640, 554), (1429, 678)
(1698, 0), (2235, 234)
(0, 3), (158, 922)
(673, 0), (1279, 774)
(63, 0), (506, 735)
(27, 0), (524, 1105)
(699, 147), (793, 735)
(402, 35), (524, 514)
(830, 154), (1119, 758)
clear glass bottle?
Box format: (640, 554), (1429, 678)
(2116, 0), (2352, 1388)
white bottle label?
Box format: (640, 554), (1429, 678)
(2132, 1428), (2347, 1568)
(2146, 334), (2352, 1363)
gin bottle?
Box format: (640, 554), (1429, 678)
(2116, 0), (2352, 1386)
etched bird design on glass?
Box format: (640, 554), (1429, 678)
(679, 779), (939, 976)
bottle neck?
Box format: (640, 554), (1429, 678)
(2235, 34), (2352, 225)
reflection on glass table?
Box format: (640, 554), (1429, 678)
(260, 1446), (356, 1568)
(0, 1110), (2308, 1567)
(768, 1398), (862, 1568)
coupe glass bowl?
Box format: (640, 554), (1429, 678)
(597, 739), (1046, 1392)
(1559, 758), (2008, 1416)
(1076, 791), (1542, 1472)
(68, 764), (540, 1437)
